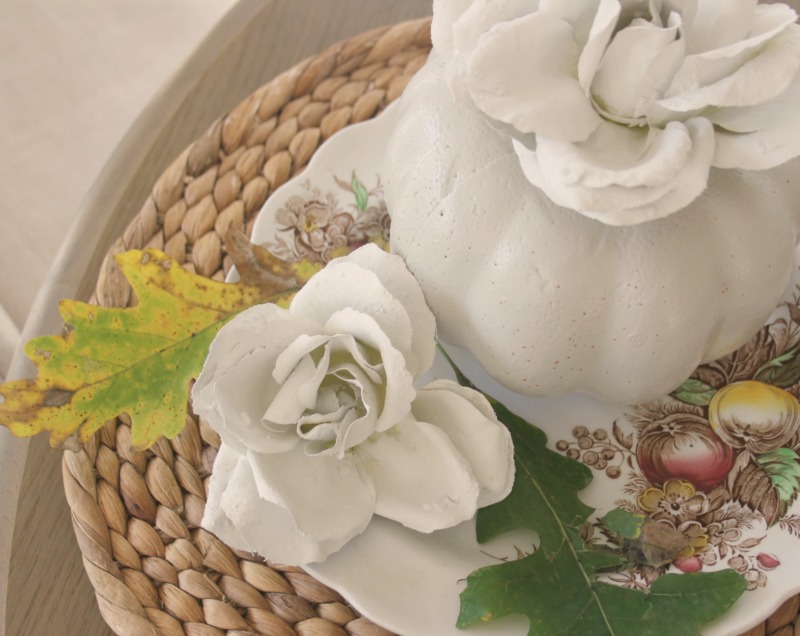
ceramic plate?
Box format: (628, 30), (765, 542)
(249, 103), (800, 636)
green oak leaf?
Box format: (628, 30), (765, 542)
(0, 248), (310, 450)
(755, 447), (800, 507)
(457, 397), (746, 635)
(670, 378), (717, 407)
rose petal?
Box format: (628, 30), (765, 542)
(431, 0), (474, 59)
(412, 379), (514, 507)
(466, 10), (602, 141)
(684, 0), (755, 54)
(707, 57), (800, 169)
(516, 117), (715, 224)
(451, 0), (543, 57)
(342, 244), (436, 377)
(356, 418), (480, 532)
(205, 456), (259, 546)
(591, 17), (685, 122)
(203, 445), (357, 564)
(578, 0), (620, 93)
(658, 5), (800, 111)
(193, 303), (295, 394)
(263, 345), (325, 426)
(713, 106), (800, 170)
(663, 1), (698, 29)
(202, 442), (241, 532)
(441, 0), (542, 108)
(211, 346), (303, 454)
(290, 259), (418, 375)
(540, 0), (603, 47)
(320, 312), (390, 378)
(192, 304), (321, 454)
(536, 120), (693, 188)
(707, 70), (800, 134)
(247, 446), (375, 546)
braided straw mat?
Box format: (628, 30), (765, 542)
(59, 16), (800, 636)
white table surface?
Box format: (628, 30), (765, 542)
(0, 1), (431, 634)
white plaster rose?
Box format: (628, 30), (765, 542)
(434, 0), (800, 224)
(192, 245), (514, 565)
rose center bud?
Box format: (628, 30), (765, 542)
(617, 0), (664, 29)
(295, 338), (387, 458)
(590, 8), (685, 125)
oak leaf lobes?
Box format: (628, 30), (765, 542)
(0, 248), (310, 450)
(457, 398), (747, 635)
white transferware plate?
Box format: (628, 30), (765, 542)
(249, 103), (800, 636)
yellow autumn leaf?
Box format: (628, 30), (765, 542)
(0, 248), (317, 449)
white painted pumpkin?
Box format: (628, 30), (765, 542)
(384, 54), (800, 403)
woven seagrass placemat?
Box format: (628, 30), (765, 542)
(59, 16), (800, 636)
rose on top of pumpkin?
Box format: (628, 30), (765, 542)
(433, 0), (800, 224)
